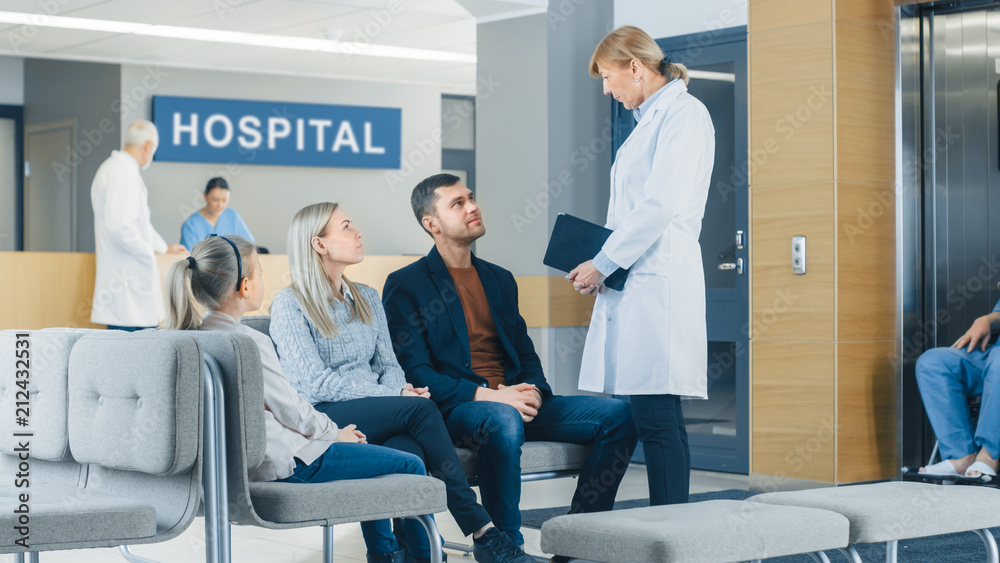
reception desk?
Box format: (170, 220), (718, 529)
(0, 252), (594, 330)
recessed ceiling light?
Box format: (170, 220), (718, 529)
(0, 10), (475, 63)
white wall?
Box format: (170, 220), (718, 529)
(120, 65), (444, 256)
(0, 57), (24, 105)
(615, 0), (747, 39)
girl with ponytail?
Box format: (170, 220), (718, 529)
(163, 234), (429, 563)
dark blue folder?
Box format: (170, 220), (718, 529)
(543, 213), (630, 291)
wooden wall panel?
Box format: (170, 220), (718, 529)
(835, 22), (895, 184)
(752, 340), (836, 483)
(0, 252), (100, 330)
(836, 0), (894, 25)
(750, 23), (835, 185)
(749, 0), (833, 33)
(548, 277), (596, 327)
(837, 183), (896, 341)
(751, 183), (835, 341)
(837, 340), (898, 482)
(0, 253), (585, 330)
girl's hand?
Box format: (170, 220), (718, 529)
(401, 383), (432, 399)
(336, 424), (366, 443)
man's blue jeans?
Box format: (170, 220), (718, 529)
(278, 442), (430, 557)
(915, 342), (1000, 460)
(444, 395), (637, 546)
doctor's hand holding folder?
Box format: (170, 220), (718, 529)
(543, 213), (630, 295)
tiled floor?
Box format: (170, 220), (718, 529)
(5, 467), (748, 562)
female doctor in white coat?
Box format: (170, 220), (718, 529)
(568, 25), (715, 506)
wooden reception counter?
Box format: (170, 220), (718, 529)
(0, 252), (594, 330)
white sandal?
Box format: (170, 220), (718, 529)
(965, 461), (997, 477)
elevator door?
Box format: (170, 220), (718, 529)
(925, 8), (1000, 348)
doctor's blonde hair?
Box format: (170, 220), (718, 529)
(286, 202), (373, 339)
(590, 25), (689, 86)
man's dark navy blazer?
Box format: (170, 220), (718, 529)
(382, 246), (553, 417)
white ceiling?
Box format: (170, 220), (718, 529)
(0, 0), (548, 93)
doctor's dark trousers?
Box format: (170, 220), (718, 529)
(630, 394), (690, 505)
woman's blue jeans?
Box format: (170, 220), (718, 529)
(278, 442), (430, 557)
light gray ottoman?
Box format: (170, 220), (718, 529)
(540, 499), (849, 563)
(749, 481), (1000, 562)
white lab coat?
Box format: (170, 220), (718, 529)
(579, 80), (715, 397)
(90, 150), (168, 327)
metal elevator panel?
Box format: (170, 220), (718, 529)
(927, 8), (1000, 347)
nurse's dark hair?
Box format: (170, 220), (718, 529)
(589, 25), (689, 86)
(411, 173), (462, 237)
(162, 235), (256, 330)
(204, 176), (230, 195)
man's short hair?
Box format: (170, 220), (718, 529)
(124, 120), (159, 149)
(411, 173), (461, 235)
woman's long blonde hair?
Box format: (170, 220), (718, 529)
(163, 235), (256, 330)
(287, 202), (373, 338)
(589, 25), (689, 85)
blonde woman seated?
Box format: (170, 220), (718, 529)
(162, 234), (428, 563)
(269, 203), (533, 563)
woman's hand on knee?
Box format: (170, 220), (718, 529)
(336, 424), (367, 443)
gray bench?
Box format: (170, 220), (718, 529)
(242, 315), (591, 482)
(749, 481), (1000, 562)
(0, 330), (204, 562)
(190, 330), (448, 563)
(243, 314), (591, 558)
(540, 499), (850, 563)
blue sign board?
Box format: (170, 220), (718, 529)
(151, 95), (401, 169)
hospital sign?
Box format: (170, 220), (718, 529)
(151, 95), (401, 169)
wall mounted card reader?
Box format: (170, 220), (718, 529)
(792, 235), (806, 275)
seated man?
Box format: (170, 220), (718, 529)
(916, 300), (1000, 477)
(383, 173), (638, 553)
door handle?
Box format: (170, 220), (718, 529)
(718, 258), (744, 274)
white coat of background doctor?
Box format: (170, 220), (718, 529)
(91, 120), (187, 330)
(568, 25), (715, 506)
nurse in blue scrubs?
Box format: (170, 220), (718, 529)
(180, 177), (255, 251)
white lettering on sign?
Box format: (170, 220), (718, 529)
(238, 116), (262, 149)
(174, 113), (198, 146)
(174, 112), (387, 155)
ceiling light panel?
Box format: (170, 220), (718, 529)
(174, 0), (359, 35)
(59, 0), (220, 26)
(0, 25), (114, 54)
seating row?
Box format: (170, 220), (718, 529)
(541, 481), (1000, 563)
(0, 328), (448, 563)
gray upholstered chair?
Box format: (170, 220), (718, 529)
(243, 314), (591, 555)
(188, 330), (448, 563)
(0, 330), (204, 562)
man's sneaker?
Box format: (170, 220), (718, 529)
(472, 527), (534, 563)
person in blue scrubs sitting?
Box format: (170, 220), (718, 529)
(917, 299), (1000, 478)
(180, 176), (255, 251)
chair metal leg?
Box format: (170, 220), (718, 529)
(807, 552), (832, 563)
(975, 528), (1000, 563)
(323, 525), (334, 563)
(202, 356), (232, 563)
(886, 539), (898, 563)
(443, 539), (473, 554)
(118, 545), (161, 563)
(837, 546), (863, 563)
(410, 514), (445, 563)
